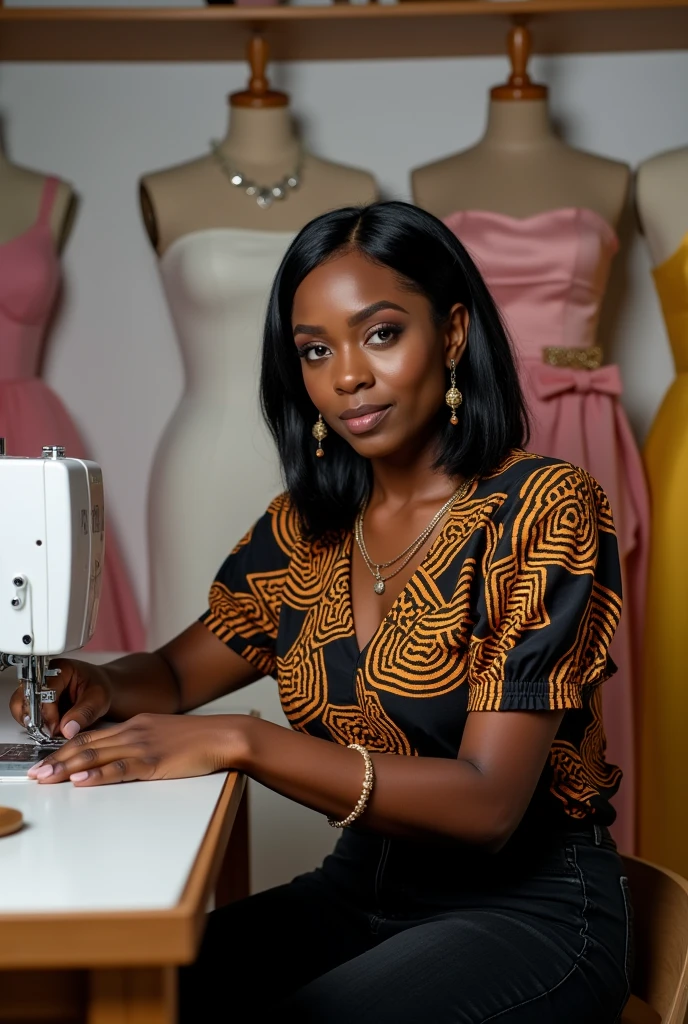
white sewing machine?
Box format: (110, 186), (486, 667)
(0, 438), (104, 756)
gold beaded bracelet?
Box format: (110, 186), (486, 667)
(328, 744), (375, 829)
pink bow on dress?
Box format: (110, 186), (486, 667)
(529, 363), (623, 402)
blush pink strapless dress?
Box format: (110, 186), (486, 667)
(0, 177), (144, 651)
(445, 207), (650, 853)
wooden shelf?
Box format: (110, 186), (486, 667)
(0, 0), (687, 61)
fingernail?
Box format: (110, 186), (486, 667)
(23, 715), (30, 728)
(35, 764), (54, 779)
(27, 759), (44, 777)
(70, 771), (89, 783)
(62, 721), (80, 740)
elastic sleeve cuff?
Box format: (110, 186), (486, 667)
(467, 678), (584, 712)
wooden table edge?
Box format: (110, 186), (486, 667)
(0, 768), (247, 970)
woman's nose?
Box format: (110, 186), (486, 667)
(333, 346), (375, 395)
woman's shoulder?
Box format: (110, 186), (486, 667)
(241, 492), (303, 560)
(480, 449), (614, 530)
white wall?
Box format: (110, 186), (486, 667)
(1, 50), (686, 892)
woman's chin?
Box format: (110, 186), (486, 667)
(345, 433), (407, 461)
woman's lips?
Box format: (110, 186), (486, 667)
(340, 406), (391, 435)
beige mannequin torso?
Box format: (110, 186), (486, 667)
(141, 103), (377, 647)
(636, 146), (688, 266)
(140, 107), (378, 254)
(0, 153), (75, 249)
(412, 99), (629, 229)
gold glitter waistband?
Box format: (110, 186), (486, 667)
(542, 346), (603, 370)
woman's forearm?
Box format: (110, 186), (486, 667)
(232, 716), (512, 848)
(102, 652), (182, 720)
(87, 624), (262, 723)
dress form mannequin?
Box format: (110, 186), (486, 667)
(140, 38), (377, 253)
(636, 145), (688, 876)
(412, 26), (647, 853)
(412, 27), (628, 224)
(141, 39), (378, 648)
(0, 149), (144, 651)
(636, 146), (688, 265)
(0, 147), (75, 249)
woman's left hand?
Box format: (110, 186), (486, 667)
(26, 713), (246, 786)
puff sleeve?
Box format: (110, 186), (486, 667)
(200, 494), (299, 678)
(467, 464), (622, 712)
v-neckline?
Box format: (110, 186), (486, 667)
(343, 482), (477, 659)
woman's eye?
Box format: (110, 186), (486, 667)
(299, 344), (330, 362)
(368, 324), (402, 345)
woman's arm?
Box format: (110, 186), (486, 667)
(105, 623), (262, 719)
(10, 623), (261, 736)
(29, 705), (562, 849)
(233, 709), (564, 849)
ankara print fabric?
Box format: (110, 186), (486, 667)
(202, 450), (623, 828)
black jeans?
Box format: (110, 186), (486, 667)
(179, 823), (632, 1023)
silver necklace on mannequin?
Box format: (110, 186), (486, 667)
(210, 139), (302, 210)
(355, 477), (474, 595)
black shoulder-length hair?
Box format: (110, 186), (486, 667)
(261, 200), (529, 538)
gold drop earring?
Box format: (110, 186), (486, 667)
(312, 413), (328, 458)
(445, 359), (463, 426)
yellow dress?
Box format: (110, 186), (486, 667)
(640, 232), (688, 876)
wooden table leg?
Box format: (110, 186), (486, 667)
(0, 968), (85, 1021)
(214, 778), (250, 908)
(88, 966), (176, 1024)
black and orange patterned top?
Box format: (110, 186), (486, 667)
(202, 450), (623, 829)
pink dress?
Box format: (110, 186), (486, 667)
(0, 176), (144, 652)
(444, 207), (650, 853)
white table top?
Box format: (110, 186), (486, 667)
(0, 660), (244, 916)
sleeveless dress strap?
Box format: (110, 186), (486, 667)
(37, 176), (60, 226)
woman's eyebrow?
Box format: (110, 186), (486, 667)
(293, 323), (324, 337)
(348, 301), (409, 327)
(293, 301), (409, 338)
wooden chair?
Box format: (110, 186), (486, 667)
(621, 854), (688, 1024)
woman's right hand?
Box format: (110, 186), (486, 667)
(8, 623), (266, 741)
(9, 659), (112, 741)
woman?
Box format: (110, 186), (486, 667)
(15, 202), (632, 1023)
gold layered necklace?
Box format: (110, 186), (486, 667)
(354, 477), (474, 595)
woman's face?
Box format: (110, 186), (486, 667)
(292, 250), (468, 462)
